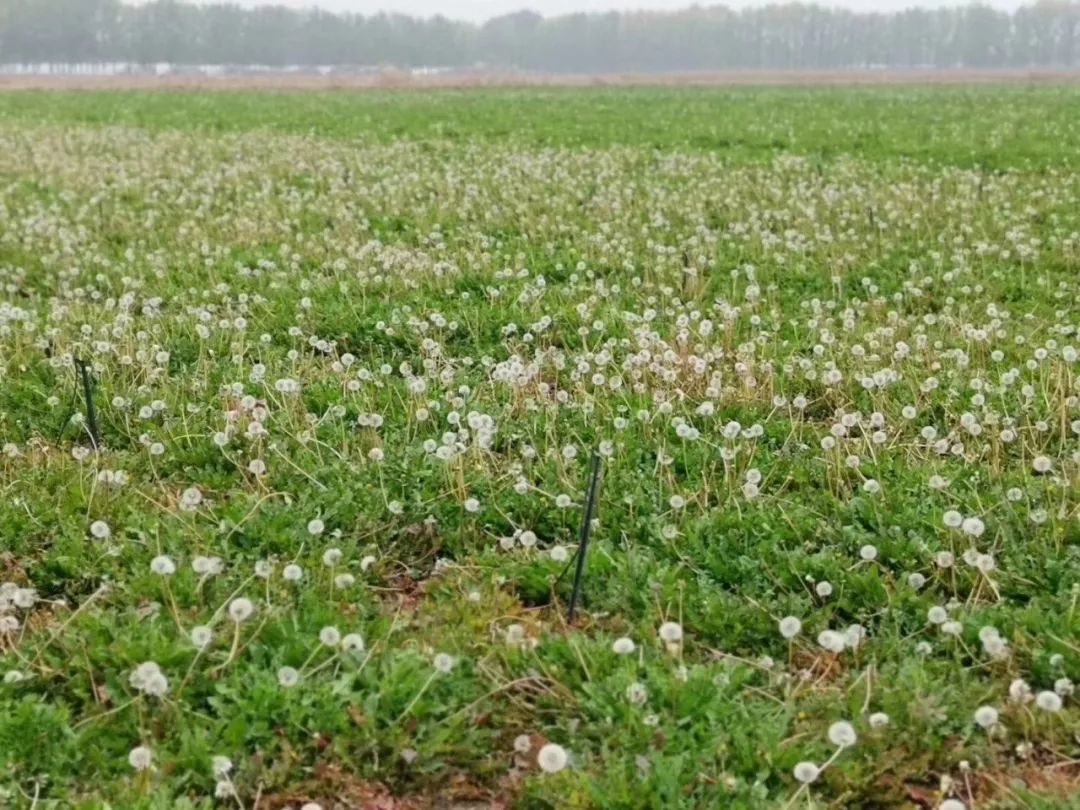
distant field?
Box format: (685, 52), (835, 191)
(2, 67), (1077, 91)
(2, 82), (1080, 167)
(0, 86), (1078, 809)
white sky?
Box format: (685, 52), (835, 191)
(171, 0), (1026, 22)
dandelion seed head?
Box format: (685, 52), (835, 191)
(658, 622), (683, 643)
(1035, 691), (1062, 712)
(228, 597), (254, 622)
(974, 705), (999, 728)
(827, 720), (857, 747)
(433, 653), (454, 673)
(128, 745), (152, 771)
(779, 616), (802, 639)
(537, 742), (568, 773)
(793, 761), (819, 783)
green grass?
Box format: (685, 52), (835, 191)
(3, 84), (1080, 167)
(0, 85), (1078, 809)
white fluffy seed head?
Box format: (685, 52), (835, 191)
(793, 761), (819, 783)
(779, 616), (802, 639)
(658, 622), (683, 643)
(537, 742), (568, 773)
(228, 597), (254, 621)
(433, 653), (454, 673)
(827, 720), (857, 747)
(128, 745), (152, 771)
(318, 626), (341, 646)
(212, 755), (232, 777)
(1009, 679), (1031, 703)
(150, 555), (176, 576)
(978, 626), (1000, 644)
(513, 734), (532, 753)
(818, 630), (845, 653)
(190, 625), (213, 648)
(130, 661), (169, 697)
(1035, 691), (1063, 712)
(961, 516), (985, 537)
(974, 705), (999, 728)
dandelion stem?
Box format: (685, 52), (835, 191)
(567, 450), (602, 622)
(73, 696), (138, 729)
(215, 621), (242, 673)
(396, 671), (438, 723)
(162, 580), (184, 635)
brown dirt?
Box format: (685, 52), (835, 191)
(255, 761), (515, 809)
(974, 754), (1080, 806)
(2, 68), (1079, 92)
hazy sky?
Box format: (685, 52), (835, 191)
(175, 0), (1026, 22)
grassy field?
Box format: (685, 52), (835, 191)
(3, 84), (1080, 167)
(0, 85), (1078, 809)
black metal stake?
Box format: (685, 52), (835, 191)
(567, 451), (603, 623)
(75, 358), (101, 450)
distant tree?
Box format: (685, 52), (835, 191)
(121, 0), (199, 65)
(0, 0), (1077, 71)
(1, 0), (120, 63)
(478, 10), (542, 67)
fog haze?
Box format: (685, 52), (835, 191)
(138, 0), (1027, 21)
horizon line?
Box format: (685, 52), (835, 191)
(117, 0), (1039, 26)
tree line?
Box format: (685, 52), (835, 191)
(0, 0), (1077, 71)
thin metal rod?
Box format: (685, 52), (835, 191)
(567, 451), (602, 622)
(75, 358), (100, 450)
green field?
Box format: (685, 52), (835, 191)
(0, 85), (1079, 809)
